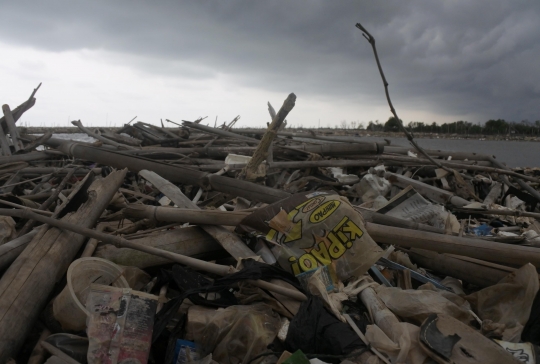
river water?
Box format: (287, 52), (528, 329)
(356, 136), (540, 168)
(52, 133), (539, 168)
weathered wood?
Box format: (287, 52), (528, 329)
(1, 105), (22, 152)
(94, 226), (224, 268)
(0, 229), (40, 272)
(0, 207), (307, 303)
(483, 182), (503, 205)
(72, 120), (137, 150)
(49, 140), (290, 204)
(0, 152), (51, 165)
(366, 222), (540, 268)
(0, 124), (11, 156)
(0, 83), (39, 133)
(240, 93), (296, 180)
(489, 156), (540, 202)
(19, 132), (53, 153)
(138, 169), (256, 259)
(183, 120), (260, 144)
(17, 168), (76, 237)
(408, 248), (509, 287)
(27, 327), (51, 364)
(124, 204), (249, 226)
(385, 172), (470, 207)
(0, 169), (126, 362)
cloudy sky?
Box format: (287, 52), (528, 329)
(0, 1), (538, 128)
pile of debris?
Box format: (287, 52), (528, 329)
(1, 88), (540, 364)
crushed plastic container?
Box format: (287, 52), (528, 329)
(52, 257), (130, 331)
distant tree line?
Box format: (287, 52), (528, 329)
(364, 117), (540, 135)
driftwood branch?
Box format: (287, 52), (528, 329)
(239, 93), (296, 180)
(355, 22), (452, 173)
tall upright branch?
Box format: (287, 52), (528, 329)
(355, 23), (451, 173)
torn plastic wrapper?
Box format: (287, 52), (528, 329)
(188, 303), (281, 364)
(377, 185), (460, 233)
(236, 192), (384, 281)
(85, 284), (158, 364)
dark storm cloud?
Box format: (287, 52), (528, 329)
(0, 0), (538, 122)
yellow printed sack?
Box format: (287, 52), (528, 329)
(236, 192), (384, 281)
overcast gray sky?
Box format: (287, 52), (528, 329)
(0, 1), (538, 128)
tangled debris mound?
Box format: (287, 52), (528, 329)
(0, 88), (540, 364)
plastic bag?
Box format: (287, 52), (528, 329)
(192, 303), (281, 364)
(237, 192), (384, 281)
(285, 296), (364, 356)
(376, 286), (475, 325)
(466, 263), (539, 342)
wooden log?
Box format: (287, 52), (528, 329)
(0, 83), (39, 133)
(49, 140), (290, 204)
(385, 172), (470, 207)
(1, 105), (22, 152)
(138, 169), (255, 259)
(0, 169), (126, 362)
(407, 248), (508, 288)
(366, 222), (540, 268)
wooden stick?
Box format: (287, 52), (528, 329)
(240, 93), (296, 180)
(385, 172), (470, 207)
(355, 22), (451, 173)
(72, 120), (137, 150)
(17, 168), (77, 237)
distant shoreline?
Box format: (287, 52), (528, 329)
(20, 126), (540, 142)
